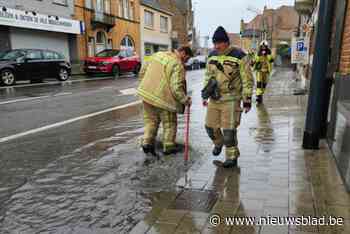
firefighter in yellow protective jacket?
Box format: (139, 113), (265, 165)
(202, 26), (254, 168)
(254, 41), (274, 104)
(137, 47), (193, 155)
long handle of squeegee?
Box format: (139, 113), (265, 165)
(184, 104), (191, 162)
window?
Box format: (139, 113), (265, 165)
(160, 16), (168, 33)
(96, 0), (103, 12)
(144, 10), (154, 28)
(119, 50), (128, 58)
(26, 50), (42, 60)
(119, 0), (132, 19)
(104, 0), (111, 14)
(120, 36), (134, 50)
(96, 0), (110, 13)
(54, 52), (65, 59)
(129, 2), (134, 20)
(125, 49), (133, 57)
(43, 51), (55, 60)
(85, 0), (92, 9)
(96, 31), (106, 44)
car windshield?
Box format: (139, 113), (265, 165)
(96, 50), (120, 58)
(0, 50), (26, 61)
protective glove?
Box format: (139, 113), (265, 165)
(243, 97), (252, 113)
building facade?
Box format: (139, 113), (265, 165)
(75, 0), (141, 62)
(0, 0), (82, 62)
(140, 0), (172, 61)
(295, 0), (350, 190)
(241, 6), (298, 54)
(158, 0), (193, 49)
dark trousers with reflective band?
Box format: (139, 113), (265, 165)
(205, 100), (242, 160)
(142, 101), (177, 151)
(256, 71), (269, 96)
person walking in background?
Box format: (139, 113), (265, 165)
(254, 41), (274, 104)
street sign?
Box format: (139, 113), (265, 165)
(291, 37), (310, 64)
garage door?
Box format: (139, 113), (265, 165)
(10, 27), (70, 60)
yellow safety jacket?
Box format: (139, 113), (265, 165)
(204, 46), (254, 102)
(254, 54), (274, 73)
(137, 51), (187, 113)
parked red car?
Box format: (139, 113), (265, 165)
(84, 49), (141, 77)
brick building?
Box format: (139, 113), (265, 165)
(227, 33), (241, 48)
(158, 0), (193, 49)
(74, 0), (141, 61)
(241, 5), (298, 54)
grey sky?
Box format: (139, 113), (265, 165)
(195, 0), (295, 44)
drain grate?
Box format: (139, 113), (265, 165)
(169, 190), (218, 212)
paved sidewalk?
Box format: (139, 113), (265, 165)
(130, 68), (350, 234)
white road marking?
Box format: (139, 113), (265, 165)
(120, 88), (137, 95)
(0, 100), (142, 144)
(0, 77), (114, 89)
(0, 92), (73, 105)
(0, 96), (50, 105)
(53, 92), (73, 97)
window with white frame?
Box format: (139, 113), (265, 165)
(160, 16), (168, 33)
(119, 0), (133, 19)
(144, 10), (154, 28)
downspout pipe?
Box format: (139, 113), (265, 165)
(302, 0), (334, 149)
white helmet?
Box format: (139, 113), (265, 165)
(260, 40), (269, 47)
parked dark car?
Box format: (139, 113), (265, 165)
(84, 49), (141, 78)
(0, 49), (71, 86)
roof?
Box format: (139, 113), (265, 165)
(141, 0), (173, 16)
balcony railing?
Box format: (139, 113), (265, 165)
(295, 0), (314, 14)
(91, 11), (115, 27)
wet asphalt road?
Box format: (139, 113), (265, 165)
(0, 70), (204, 234)
(0, 75), (139, 138)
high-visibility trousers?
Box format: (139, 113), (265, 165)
(142, 101), (177, 151)
(205, 100), (242, 160)
(256, 71), (270, 96)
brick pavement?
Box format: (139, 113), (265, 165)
(130, 68), (350, 234)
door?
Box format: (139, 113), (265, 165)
(125, 49), (136, 71)
(23, 50), (46, 80)
(118, 50), (129, 71)
(42, 50), (57, 77)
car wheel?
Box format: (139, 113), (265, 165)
(57, 67), (70, 81)
(1, 69), (16, 86)
(133, 63), (141, 75)
(112, 65), (120, 79)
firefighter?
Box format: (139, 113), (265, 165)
(254, 41), (274, 104)
(137, 46), (193, 155)
(202, 26), (254, 168)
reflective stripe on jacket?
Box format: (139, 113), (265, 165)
(204, 46), (254, 102)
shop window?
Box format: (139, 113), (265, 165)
(145, 44), (152, 56)
(144, 10), (154, 28)
(121, 36), (134, 50)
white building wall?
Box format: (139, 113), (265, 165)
(140, 5), (172, 61)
